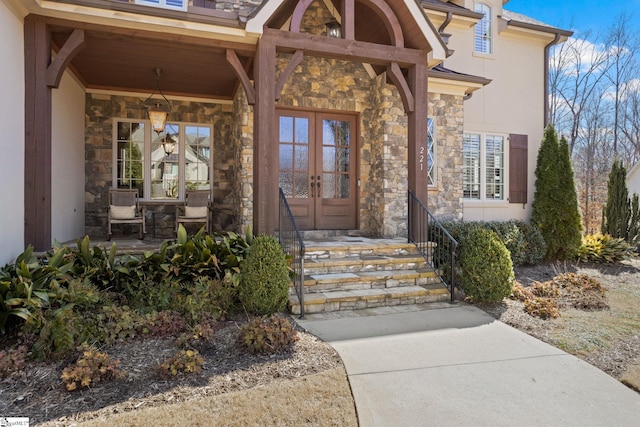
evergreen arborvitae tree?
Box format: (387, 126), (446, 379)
(554, 136), (583, 259)
(602, 159), (630, 240)
(531, 126), (583, 260)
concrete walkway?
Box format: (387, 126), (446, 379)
(296, 303), (640, 427)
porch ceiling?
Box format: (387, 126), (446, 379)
(50, 24), (256, 100)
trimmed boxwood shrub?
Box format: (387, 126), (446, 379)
(437, 220), (546, 268)
(238, 235), (290, 315)
(486, 221), (546, 266)
(459, 228), (514, 302)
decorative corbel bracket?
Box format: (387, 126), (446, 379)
(276, 50), (304, 101)
(226, 49), (256, 105)
(46, 29), (85, 88)
(386, 62), (415, 112)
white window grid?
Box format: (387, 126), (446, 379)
(463, 132), (505, 201)
(474, 3), (492, 54)
(135, 0), (187, 12)
(113, 119), (213, 202)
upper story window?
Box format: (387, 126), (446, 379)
(114, 119), (212, 201)
(463, 132), (505, 201)
(135, 0), (187, 12)
(474, 3), (492, 54)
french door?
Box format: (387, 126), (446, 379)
(278, 110), (357, 230)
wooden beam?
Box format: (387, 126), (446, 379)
(253, 37), (277, 235)
(263, 28), (425, 67)
(226, 49), (256, 105)
(24, 17), (53, 251)
(46, 29), (85, 88)
(41, 15), (257, 57)
(386, 62), (414, 112)
(407, 63), (429, 206)
(342, 0), (355, 40)
(275, 50), (304, 101)
(290, 0), (314, 33)
(366, 0), (404, 47)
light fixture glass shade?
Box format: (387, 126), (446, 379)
(162, 133), (176, 156)
(325, 18), (341, 38)
(162, 140), (176, 156)
(148, 108), (168, 134)
(143, 68), (172, 134)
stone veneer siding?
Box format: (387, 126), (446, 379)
(85, 94), (236, 239)
(427, 93), (464, 221)
(233, 88), (254, 234)
(273, 0), (422, 237)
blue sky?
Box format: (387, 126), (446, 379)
(506, 0), (640, 38)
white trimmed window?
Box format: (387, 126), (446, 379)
(135, 0), (187, 12)
(427, 117), (436, 186)
(114, 120), (212, 201)
(474, 3), (492, 54)
(463, 133), (505, 200)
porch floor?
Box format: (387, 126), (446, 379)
(59, 237), (168, 255)
(66, 234), (415, 255)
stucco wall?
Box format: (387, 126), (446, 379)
(435, 0), (548, 222)
(52, 71), (86, 243)
(0, 2), (24, 264)
(627, 165), (640, 198)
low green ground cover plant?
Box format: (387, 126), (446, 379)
(60, 344), (125, 391)
(238, 314), (298, 355)
(0, 226), (270, 364)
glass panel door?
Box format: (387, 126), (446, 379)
(277, 110), (356, 230)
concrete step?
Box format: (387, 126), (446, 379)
(297, 268), (441, 293)
(288, 283), (450, 315)
(303, 253), (429, 274)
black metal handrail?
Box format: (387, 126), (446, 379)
(408, 190), (458, 302)
(278, 188), (306, 318)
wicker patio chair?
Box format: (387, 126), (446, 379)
(175, 190), (212, 234)
(107, 188), (146, 240)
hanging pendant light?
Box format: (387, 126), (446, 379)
(325, 18), (341, 38)
(162, 133), (176, 156)
(143, 67), (172, 134)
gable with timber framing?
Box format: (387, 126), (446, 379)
(229, 0), (448, 234)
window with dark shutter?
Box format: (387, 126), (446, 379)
(509, 134), (528, 204)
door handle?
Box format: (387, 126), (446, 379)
(310, 182), (315, 198)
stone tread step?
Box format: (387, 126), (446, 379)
(303, 239), (433, 259)
(290, 268), (441, 293)
(308, 268), (437, 284)
(288, 284), (450, 315)
(303, 253), (429, 273)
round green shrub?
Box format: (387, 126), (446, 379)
(238, 235), (290, 315)
(459, 228), (514, 302)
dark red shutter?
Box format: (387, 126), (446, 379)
(509, 134), (528, 204)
